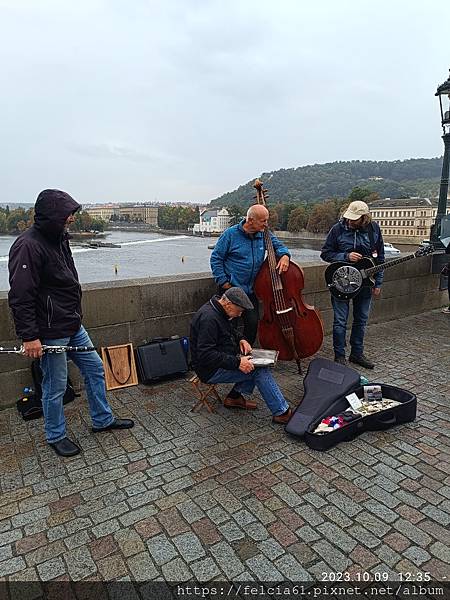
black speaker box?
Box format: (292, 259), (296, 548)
(136, 338), (188, 383)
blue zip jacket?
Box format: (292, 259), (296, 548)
(320, 219), (385, 288)
(210, 220), (291, 295)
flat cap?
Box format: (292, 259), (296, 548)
(223, 287), (254, 310)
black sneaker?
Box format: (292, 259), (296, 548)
(92, 418), (134, 433)
(349, 354), (374, 369)
(49, 437), (81, 457)
(334, 356), (347, 365)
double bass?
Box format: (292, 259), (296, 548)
(253, 179), (323, 372)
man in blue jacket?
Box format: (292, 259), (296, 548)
(210, 205), (291, 345)
(320, 201), (384, 369)
(8, 189), (134, 457)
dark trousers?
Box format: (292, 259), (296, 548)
(219, 288), (259, 346)
(242, 292), (259, 346)
(331, 286), (372, 358)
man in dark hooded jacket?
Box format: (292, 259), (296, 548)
(8, 189), (133, 457)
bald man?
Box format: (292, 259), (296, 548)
(210, 205), (291, 345)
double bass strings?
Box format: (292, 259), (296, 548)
(263, 228), (292, 330)
(255, 179), (296, 338)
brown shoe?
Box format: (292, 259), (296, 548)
(223, 395), (257, 410)
(272, 407), (292, 424)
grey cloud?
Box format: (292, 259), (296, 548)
(67, 141), (177, 164)
(0, 0), (449, 204)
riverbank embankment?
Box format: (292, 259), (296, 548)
(0, 253), (447, 408)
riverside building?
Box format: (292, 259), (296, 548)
(370, 197), (450, 242)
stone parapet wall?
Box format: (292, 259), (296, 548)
(0, 257), (446, 408)
(273, 230), (325, 240)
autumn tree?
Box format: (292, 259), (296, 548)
(268, 208), (279, 229)
(0, 207), (33, 233)
(271, 203), (298, 230)
(158, 206), (198, 230)
(348, 187), (380, 205)
(227, 205), (243, 226)
(6, 208), (28, 232)
(69, 211), (104, 232)
(348, 187), (373, 202)
(73, 211), (93, 232)
(306, 200), (340, 234)
(17, 220), (28, 232)
(178, 206), (198, 230)
(90, 218), (105, 232)
(287, 206), (308, 232)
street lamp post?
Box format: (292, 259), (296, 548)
(431, 69), (450, 249)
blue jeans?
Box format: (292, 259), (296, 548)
(207, 367), (289, 416)
(331, 287), (372, 358)
(41, 326), (114, 443)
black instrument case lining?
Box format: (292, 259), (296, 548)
(285, 358), (361, 438)
(136, 339), (188, 383)
(286, 358), (417, 451)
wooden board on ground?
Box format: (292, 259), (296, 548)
(101, 343), (138, 390)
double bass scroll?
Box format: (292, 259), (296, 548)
(252, 179), (323, 372)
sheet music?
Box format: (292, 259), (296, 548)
(244, 349), (279, 367)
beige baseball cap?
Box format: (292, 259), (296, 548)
(343, 200), (370, 220)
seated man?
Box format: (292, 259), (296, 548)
(190, 286), (292, 424)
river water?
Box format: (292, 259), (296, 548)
(0, 230), (325, 292)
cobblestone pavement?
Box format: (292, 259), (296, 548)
(0, 310), (449, 585)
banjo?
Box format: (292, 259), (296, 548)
(324, 245), (434, 300)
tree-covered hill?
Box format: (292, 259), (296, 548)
(209, 157), (442, 207)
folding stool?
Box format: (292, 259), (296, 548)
(189, 375), (222, 413)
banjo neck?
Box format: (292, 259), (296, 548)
(362, 252), (417, 277)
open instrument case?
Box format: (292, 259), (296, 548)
(285, 358), (416, 451)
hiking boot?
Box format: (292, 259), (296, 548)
(223, 395), (257, 410)
(349, 354), (374, 369)
(272, 407), (292, 424)
(334, 356), (347, 366)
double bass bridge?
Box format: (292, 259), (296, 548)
(275, 307), (293, 315)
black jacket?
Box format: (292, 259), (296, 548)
(190, 296), (241, 382)
(8, 190), (82, 341)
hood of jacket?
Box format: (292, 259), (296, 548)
(34, 189), (81, 240)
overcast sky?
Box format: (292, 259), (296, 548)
(1, 0), (449, 205)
